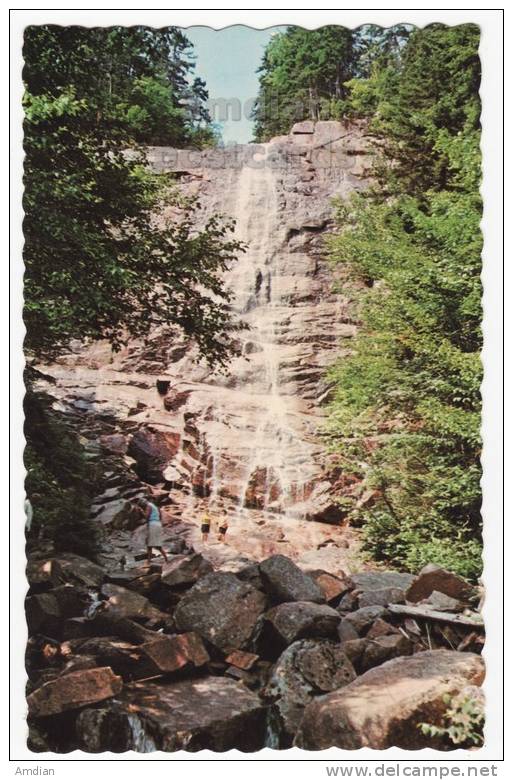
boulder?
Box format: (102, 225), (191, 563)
(350, 571), (414, 607)
(140, 632), (209, 675)
(344, 606), (387, 635)
(160, 553), (213, 588)
(359, 634), (414, 673)
(128, 426), (181, 483)
(25, 593), (62, 637)
(106, 568), (161, 596)
(74, 637), (142, 676)
(26, 558), (54, 590)
(225, 650), (259, 671)
(174, 572), (267, 652)
(308, 570), (349, 604)
(424, 590), (466, 612)
(75, 676), (266, 752)
(337, 590), (359, 614)
(100, 583), (168, 623)
(337, 618), (360, 645)
(259, 555), (324, 604)
(366, 617), (401, 639)
(90, 610), (165, 645)
(50, 553), (105, 588)
(340, 638), (368, 668)
(27, 666), (122, 717)
(295, 650), (485, 750)
(350, 571), (415, 592)
(50, 584), (92, 618)
(405, 564), (474, 603)
(357, 588), (406, 608)
(236, 562), (265, 591)
(263, 639), (355, 745)
(253, 601), (340, 657)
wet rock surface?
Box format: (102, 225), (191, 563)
(34, 121), (374, 530)
(75, 676), (267, 753)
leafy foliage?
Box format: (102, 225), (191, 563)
(252, 25), (412, 141)
(23, 26), (243, 364)
(325, 24), (482, 580)
(24, 389), (103, 557)
(418, 691), (485, 748)
(252, 26), (355, 140)
(23, 25), (215, 148)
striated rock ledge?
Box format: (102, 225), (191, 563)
(33, 120), (374, 530)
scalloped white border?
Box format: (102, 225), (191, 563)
(7, 5), (504, 767)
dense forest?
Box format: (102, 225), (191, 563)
(254, 24), (482, 578)
(23, 25), (239, 361)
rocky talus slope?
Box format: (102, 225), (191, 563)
(26, 548), (484, 752)
(26, 122), (485, 752)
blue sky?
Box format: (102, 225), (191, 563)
(185, 26), (284, 144)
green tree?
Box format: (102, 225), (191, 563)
(23, 25), (216, 148)
(23, 26), (243, 364)
(252, 26), (355, 141)
(24, 388), (103, 557)
(346, 23), (481, 193)
(325, 24), (482, 579)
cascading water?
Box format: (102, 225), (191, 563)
(206, 146), (318, 518)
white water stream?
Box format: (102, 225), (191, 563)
(206, 148), (316, 518)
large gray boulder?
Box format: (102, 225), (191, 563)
(259, 555), (324, 604)
(263, 639), (355, 746)
(350, 571), (415, 608)
(173, 572), (267, 652)
(295, 650), (485, 750)
(343, 606), (387, 634)
(253, 601), (340, 657)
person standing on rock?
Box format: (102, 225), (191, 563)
(201, 512), (211, 543)
(135, 497), (169, 565)
(217, 512), (229, 544)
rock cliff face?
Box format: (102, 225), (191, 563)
(35, 120), (372, 543)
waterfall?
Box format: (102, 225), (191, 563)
(205, 147), (315, 518)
